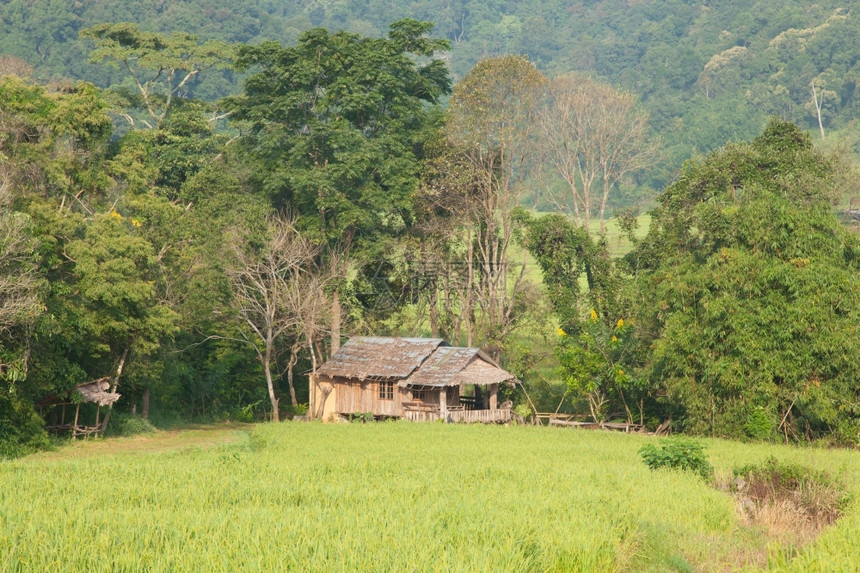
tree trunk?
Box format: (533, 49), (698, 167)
(429, 288), (439, 338)
(287, 349), (299, 408)
(331, 289), (341, 355)
(308, 332), (320, 419)
(142, 388), (150, 420)
(260, 325), (280, 422)
(466, 229), (474, 347)
(811, 81), (826, 140)
(263, 357), (281, 422)
(101, 346), (130, 432)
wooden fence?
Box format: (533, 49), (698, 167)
(403, 407), (512, 424)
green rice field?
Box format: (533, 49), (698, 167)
(2, 422), (859, 571)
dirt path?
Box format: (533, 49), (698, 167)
(27, 423), (256, 461)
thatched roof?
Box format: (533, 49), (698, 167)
(317, 337), (446, 381)
(36, 377), (121, 407)
(318, 337), (516, 387)
(76, 378), (121, 407)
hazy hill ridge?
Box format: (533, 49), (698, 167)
(3, 1), (859, 172)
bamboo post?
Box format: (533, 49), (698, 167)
(72, 404), (80, 438)
(440, 387), (448, 420)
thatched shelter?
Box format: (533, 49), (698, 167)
(37, 378), (120, 437)
(311, 337), (516, 422)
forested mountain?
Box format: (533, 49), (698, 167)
(4, 0), (860, 180)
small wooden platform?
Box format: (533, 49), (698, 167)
(548, 418), (645, 432)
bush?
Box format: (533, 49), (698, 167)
(0, 391), (51, 459)
(639, 437), (713, 480)
(350, 412), (374, 423)
(732, 456), (851, 526)
(743, 406), (774, 440)
(104, 412), (157, 437)
(283, 403), (308, 420)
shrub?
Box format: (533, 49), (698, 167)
(104, 412), (157, 437)
(639, 437), (713, 480)
(283, 403), (308, 420)
(0, 392), (51, 459)
(743, 406), (774, 440)
(732, 456), (851, 527)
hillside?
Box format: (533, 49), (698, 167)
(3, 0), (860, 183)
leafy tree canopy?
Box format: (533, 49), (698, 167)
(629, 119), (860, 443)
(225, 19), (450, 254)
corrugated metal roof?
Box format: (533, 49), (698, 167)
(316, 337), (446, 381)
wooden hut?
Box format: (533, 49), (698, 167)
(311, 337), (516, 423)
(37, 378), (120, 437)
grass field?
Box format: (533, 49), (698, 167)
(2, 422), (858, 572)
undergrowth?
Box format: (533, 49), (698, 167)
(103, 412), (157, 437)
(718, 456), (851, 548)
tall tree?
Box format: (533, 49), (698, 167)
(446, 55), (546, 351)
(81, 23), (233, 128)
(227, 216), (338, 421)
(226, 19), (450, 352)
(0, 175), (40, 381)
(538, 74), (654, 235)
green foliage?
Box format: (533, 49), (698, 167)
(288, 403), (309, 417)
(556, 313), (641, 424)
(0, 76), (112, 202)
(81, 22), (234, 128)
(350, 411), (374, 423)
(226, 20), (450, 254)
(7, 0), (860, 195)
(743, 406), (775, 441)
(629, 119), (860, 441)
(103, 412), (156, 437)
(522, 214), (591, 332)
(523, 213), (648, 424)
(639, 438), (713, 480)
(0, 390), (51, 459)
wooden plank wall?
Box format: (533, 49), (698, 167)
(335, 379), (401, 417)
(334, 380), (464, 418)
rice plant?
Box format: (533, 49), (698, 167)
(1, 423), (858, 571)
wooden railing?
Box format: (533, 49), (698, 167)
(448, 408), (511, 424)
(402, 406), (511, 424)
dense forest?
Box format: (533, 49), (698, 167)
(5, 0), (860, 188)
(3, 4), (860, 456)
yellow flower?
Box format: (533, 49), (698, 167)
(108, 209), (122, 219)
(590, 309), (597, 322)
(611, 336), (617, 342)
(617, 369), (624, 376)
(557, 328), (566, 337)
(616, 318), (624, 328)
(131, 218), (142, 228)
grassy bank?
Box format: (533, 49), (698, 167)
(1, 423), (857, 571)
